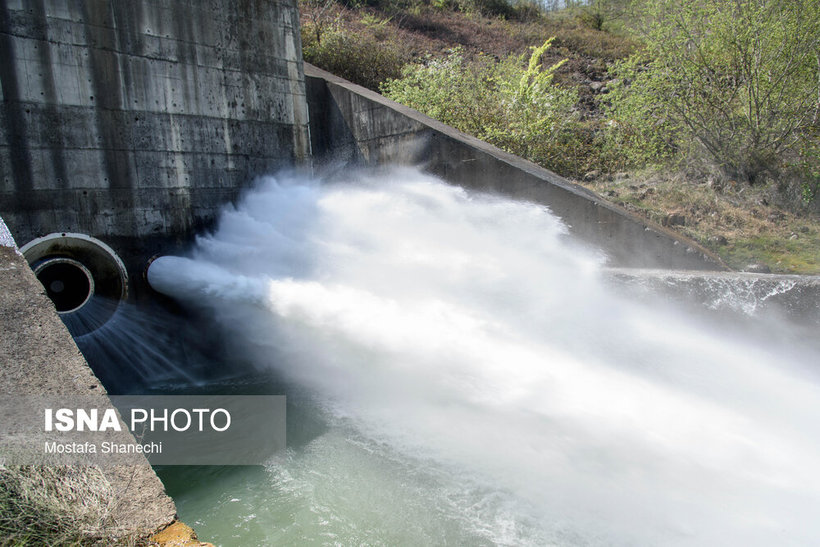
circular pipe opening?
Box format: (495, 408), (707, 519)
(21, 233), (129, 337)
(33, 258), (95, 313)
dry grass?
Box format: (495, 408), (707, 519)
(0, 465), (142, 546)
(582, 171), (820, 274)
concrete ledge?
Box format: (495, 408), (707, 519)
(0, 220), (177, 540)
(305, 63), (726, 271)
(604, 268), (820, 325)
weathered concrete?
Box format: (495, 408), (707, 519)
(305, 63), (726, 271)
(1, 0), (309, 267)
(604, 268), (820, 325)
(0, 220), (177, 539)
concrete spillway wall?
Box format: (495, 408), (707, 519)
(304, 64), (725, 271)
(0, 0), (309, 266)
(605, 268), (820, 326)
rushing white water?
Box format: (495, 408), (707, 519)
(150, 167), (820, 545)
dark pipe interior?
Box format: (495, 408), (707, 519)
(34, 258), (94, 313)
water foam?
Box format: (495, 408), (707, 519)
(150, 167), (820, 545)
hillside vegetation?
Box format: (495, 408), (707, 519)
(299, 0), (820, 273)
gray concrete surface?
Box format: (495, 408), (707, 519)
(305, 63), (726, 271)
(604, 268), (820, 325)
(0, 225), (177, 539)
(1, 0), (309, 257)
(0, 213), (13, 247)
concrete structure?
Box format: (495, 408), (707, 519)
(0, 0), (309, 270)
(0, 1), (308, 539)
(0, 221), (177, 541)
(304, 64), (724, 271)
(604, 268), (820, 326)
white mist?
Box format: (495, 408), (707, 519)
(150, 167), (820, 545)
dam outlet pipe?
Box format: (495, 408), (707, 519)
(21, 233), (128, 337)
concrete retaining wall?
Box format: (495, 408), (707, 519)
(305, 63), (725, 271)
(0, 218), (177, 540)
(605, 268), (820, 326)
(0, 0), (309, 265)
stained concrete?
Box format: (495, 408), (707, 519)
(605, 268), (820, 325)
(305, 63), (726, 271)
(0, 222), (177, 539)
(0, 0), (309, 265)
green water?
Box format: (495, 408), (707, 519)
(158, 416), (545, 546)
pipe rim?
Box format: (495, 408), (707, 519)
(20, 232), (129, 336)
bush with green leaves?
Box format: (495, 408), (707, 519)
(382, 40), (595, 177)
(301, 9), (406, 90)
(607, 0), (820, 187)
(382, 49), (504, 137)
(563, 0), (631, 31)
(457, 0), (515, 18)
(795, 131), (820, 207)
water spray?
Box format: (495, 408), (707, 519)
(147, 169), (820, 545)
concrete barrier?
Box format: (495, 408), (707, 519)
(604, 268), (820, 325)
(0, 216), (177, 540)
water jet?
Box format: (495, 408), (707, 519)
(148, 170), (820, 545)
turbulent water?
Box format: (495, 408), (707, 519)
(148, 167), (820, 546)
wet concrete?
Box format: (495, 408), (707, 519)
(0, 0), (309, 255)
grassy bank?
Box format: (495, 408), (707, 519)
(582, 170), (820, 273)
(299, 0), (820, 273)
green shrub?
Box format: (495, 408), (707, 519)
(569, 0), (630, 31)
(484, 39), (582, 171)
(382, 49), (505, 139)
(382, 40), (599, 177)
(455, 0), (515, 18)
(607, 0), (820, 186)
(794, 132), (820, 208)
(602, 55), (683, 169)
(302, 26), (406, 90)
(509, 1), (543, 22)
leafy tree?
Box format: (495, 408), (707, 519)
(607, 0), (820, 185)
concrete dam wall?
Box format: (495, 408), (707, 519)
(6, 0), (819, 337)
(0, 0), (309, 269)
